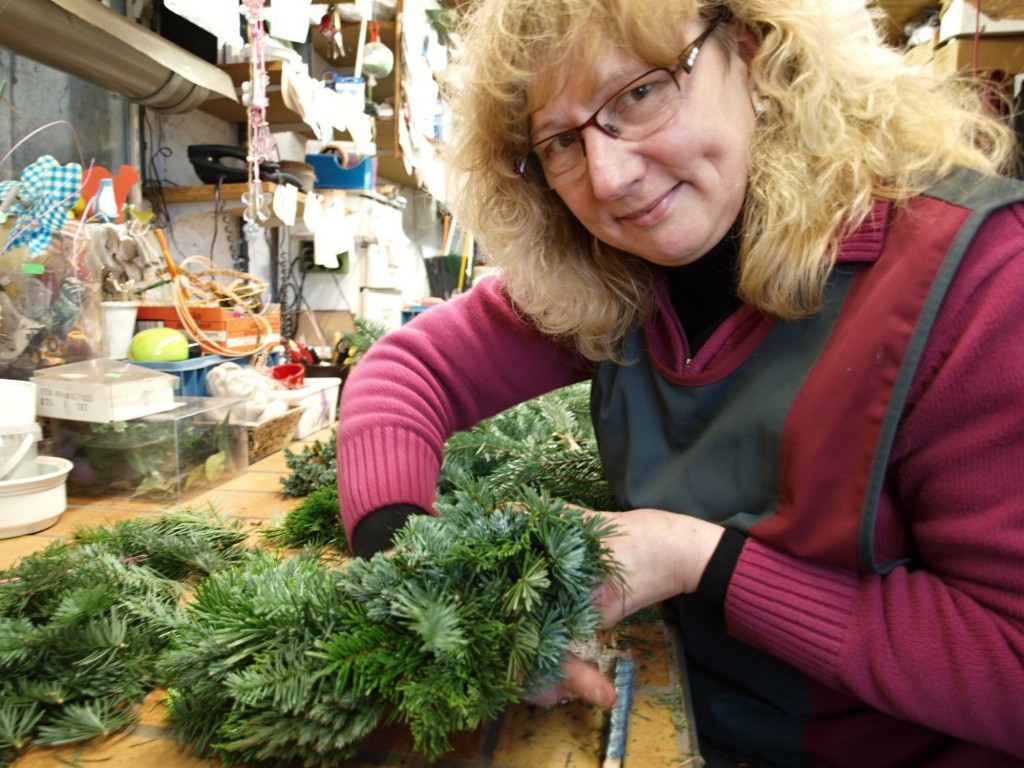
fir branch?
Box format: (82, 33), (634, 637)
(274, 383), (614, 555)
(162, 489), (621, 764)
(0, 508), (254, 761)
(339, 317), (389, 366)
(33, 702), (138, 747)
(0, 703), (43, 753)
(70, 505), (249, 581)
(261, 485), (349, 553)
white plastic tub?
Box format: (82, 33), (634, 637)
(0, 456), (73, 539)
(0, 423), (42, 481)
(0, 380), (36, 427)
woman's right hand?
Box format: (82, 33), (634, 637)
(528, 508), (725, 710)
(588, 508), (725, 627)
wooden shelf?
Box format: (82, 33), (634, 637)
(161, 183), (306, 227)
(198, 0), (437, 191)
(199, 12), (404, 161)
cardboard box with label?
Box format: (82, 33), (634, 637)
(940, 0), (1024, 43)
(32, 360), (178, 423)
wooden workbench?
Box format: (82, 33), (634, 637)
(2, 428), (700, 768)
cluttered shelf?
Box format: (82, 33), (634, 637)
(200, 60), (311, 134)
(200, 28), (401, 151)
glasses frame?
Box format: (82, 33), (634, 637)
(515, 15), (725, 187)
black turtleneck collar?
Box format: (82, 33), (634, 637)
(663, 220), (743, 354)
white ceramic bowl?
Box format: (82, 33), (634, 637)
(0, 456), (73, 539)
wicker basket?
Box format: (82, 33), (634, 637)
(247, 407), (305, 463)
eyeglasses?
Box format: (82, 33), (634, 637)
(515, 16), (725, 188)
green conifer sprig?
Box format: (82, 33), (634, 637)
(261, 485), (349, 553)
(70, 506), (249, 581)
(161, 488), (620, 765)
(439, 383), (616, 511)
(271, 382), (616, 554)
(160, 551), (385, 766)
(0, 508), (252, 766)
(279, 431), (337, 498)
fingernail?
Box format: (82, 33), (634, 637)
(590, 686), (615, 709)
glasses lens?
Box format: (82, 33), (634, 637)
(531, 132), (585, 184)
(597, 69), (680, 141)
(525, 67), (682, 188)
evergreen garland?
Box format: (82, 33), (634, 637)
(0, 508), (250, 767)
(161, 489), (620, 765)
(276, 382), (615, 547)
(439, 382), (615, 511)
(0, 376), (624, 765)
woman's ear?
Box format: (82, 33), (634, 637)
(733, 22), (760, 68)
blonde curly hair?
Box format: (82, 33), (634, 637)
(442, 0), (1017, 362)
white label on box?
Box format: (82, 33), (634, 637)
(35, 378), (177, 423)
(201, 332), (283, 346)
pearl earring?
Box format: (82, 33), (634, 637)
(750, 89), (767, 116)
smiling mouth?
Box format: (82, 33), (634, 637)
(619, 183), (681, 222)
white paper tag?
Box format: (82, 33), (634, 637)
(272, 183), (298, 226)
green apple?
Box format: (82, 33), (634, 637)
(129, 327), (190, 362)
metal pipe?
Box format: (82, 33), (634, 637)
(0, 0), (237, 113)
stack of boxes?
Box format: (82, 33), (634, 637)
(32, 359), (249, 503)
(905, 0), (1024, 76)
(136, 304), (282, 353)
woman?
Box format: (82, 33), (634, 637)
(337, 0), (1024, 764)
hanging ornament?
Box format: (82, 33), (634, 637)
(318, 5), (345, 61)
(362, 21), (394, 80)
(239, 0), (275, 232)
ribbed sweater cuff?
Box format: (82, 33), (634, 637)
(351, 504), (429, 558)
(338, 426), (442, 535)
(695, 526), (747, 607)
(727, 539), (859, 685)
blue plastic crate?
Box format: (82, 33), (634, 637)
(305, 153), (374, 189)
(131, 356), (228, 397)
(401, 305), (433, 325)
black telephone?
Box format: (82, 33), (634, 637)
(187, 145), (307, 189)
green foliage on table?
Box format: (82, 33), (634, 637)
(440, 381), (615, 511)
(261, 485), (350, 554)
(279, 431), (337, 498)
(0, 508), (250, 767)
(0, 433), (622, 767)
(338, 316), (390, 367)
(160, 489), (620, 766)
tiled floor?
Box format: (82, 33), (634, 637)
(1, 428), (701, 768)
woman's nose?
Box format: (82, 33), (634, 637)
(581, 129), (643, 199)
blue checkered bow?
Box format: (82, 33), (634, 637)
(0, 155), (83, 258)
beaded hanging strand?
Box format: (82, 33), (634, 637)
(239, 0), (275, 243)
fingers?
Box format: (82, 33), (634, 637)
(526, 653), (617, 711)
(561, 653), (617, 709)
